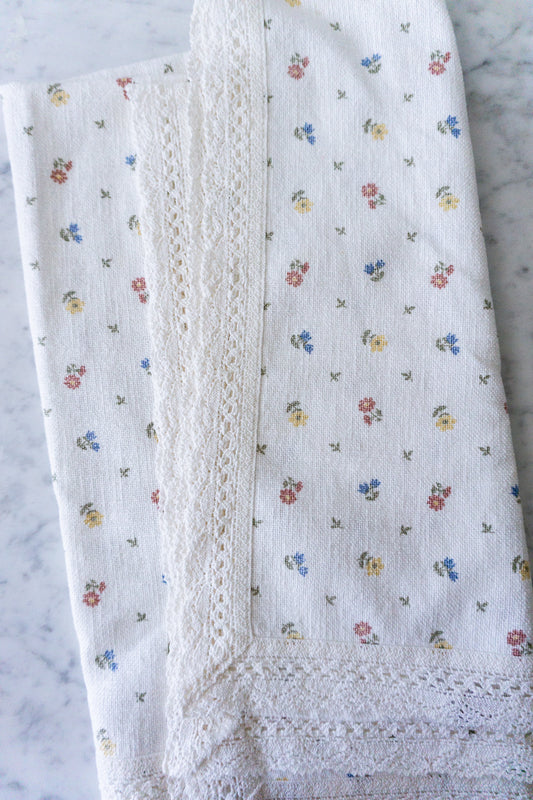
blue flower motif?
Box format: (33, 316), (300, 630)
(304, 342), (314, 354)
(69, 223), (79, 233)
(361, 57), (371, 68)
(303, 123), (314, 135)
(451, 127), (461, 139)
(91, 442), (100, 452)
(448, 571), (459, 582)
(125, 154), (136, 166)
(298, 566), (309, 577)
(300, 330), (312, 342)
(446, 115), (458, 127)
(141, 358), (150, 370)
(375, 259), (385, 268)
(370, 478), (381, 487)
(307, 135), (316, 145)
(162, 574), (168, 584)
(358, 482), (370, 494)
(511, 484), (520, 498)
(293, 552), (305, 566)
(364, 263), (375, 275)
(443, 557), (455, 570)
(85, 431), (96, 441)
(446, 333), (458, 345)
(74, 234), (83, 243)
(451, 345), (460, 356)
(104, 649), (115, 662)
(372, 54), (381, 62)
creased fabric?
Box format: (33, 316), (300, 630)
(2, 1), (533, 799)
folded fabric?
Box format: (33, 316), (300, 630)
(3, 0), (533, 798)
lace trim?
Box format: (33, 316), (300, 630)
(132, 2), (533, 797)
(95, 753), (168, 800)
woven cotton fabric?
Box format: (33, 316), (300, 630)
(2, 1), (533, 799)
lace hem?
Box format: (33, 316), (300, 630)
(95, 753), (168, 800)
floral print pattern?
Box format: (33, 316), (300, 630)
(434, 557), (459, 582)
(428, 50), (451, 75)
(358, 479), (381, 501)
(291, 330), (313, 353)
(47, 83), (70, 106)
(95, 650), (118, 671)
(285, 552), (308, 577)
(438, 115), (461, 138)
(62, 291), (85, 313)
(81, 503), (104, 528)
(361, 183), (386, 209)
(436, 333), (460, 355)
(292, 189), (313, 213)
(60, 223), (83, 243)
(362, 119), (388, 140)
(431, 262), (454, 289)
(359, 552), (384, 576)
(286, 400), (308, 427)
(83, 579), (106, 608)
(361, 329), (388, 352)
(131, 277), (149, 304)
(427, 482), (452, 511)
(63, 363), (86, 389)
(77, 431), (101, 451)
(361, 54), (382, 74)
(364, 259), (385, 282)
(358, 397), (382, 426)
(436, 185), (460, 211)
(50, 157), (73, 183)
(354, 621), (379, 645)
(507, 629), (533, 657)
(512, 555), (530, 582)
(285, 259), (310, 287)
(433, 405), (456, 431)
(280, 477), (303, 505)
(294, 123), (316, 145)
(288, 53), (309, 80)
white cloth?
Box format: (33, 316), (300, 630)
(2, 0), (533, 798)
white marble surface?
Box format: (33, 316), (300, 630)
(0, 1), (531, 798)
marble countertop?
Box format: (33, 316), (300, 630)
(0, 1), (532, 798)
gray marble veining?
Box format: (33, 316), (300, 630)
(0, 1), (531, 798)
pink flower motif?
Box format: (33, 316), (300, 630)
(427, 494), (445, 511)
(507, 629), (527, 647)
(78, 365), (86, 376)
(50, 168), (67, 184)
(280, 488), (297, 505)
(429, 61), (446, 75)
(286, 270), (303, 288)
(368, 199), (376, 209)
(512, 647), (522, 657)
(288, 64), (304, 80)
(116, 77), (133, 100)
(295, 481), (303, 493)
(446, 265), (454, 275)
(362, 183), (378, 198)
(98, 581), (106, 593)
(151, 489), (160, 505)
(354, 621), (372, 638)
(431, 273), (448, 289)
(139, 293), (148, 304)
(302, 57), (309, 68)
(442, 486), (452, 499)
(358, 398), (376, 413)
(300, 261), (310, 274)
(64, 374), (81, 390)
(131, 277), (146, 293)
(443, 52), (451, 63)
(83, 591), (100, 608)
(363, 415), (372, 426)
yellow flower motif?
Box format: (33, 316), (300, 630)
(294, 197), (313, 214)
(287, 630), (304, 639)
(84, 510), (104, 528)
(371, 123), (388, 140)
(370, 334), (388, 352)
(520, 561), (530, 581)
(65, 298), (85, 314)
(51, 90), (70, 106)
(439, 194), (460, 211)
(366, 557), (384, 576)
(434, 640), (453, 650)
(436, 413), (456, 432)
(100, 738), (116, 757)
(289, 410), (309, 427)
(285, 0), (301, 5)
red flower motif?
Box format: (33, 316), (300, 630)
(431, 273), (448, 289)
(83, 591), (100, 607)
(116, 77), (132, 89)
(507, 629), (526, 647)
(131, 277), (146, 293)
(368, 199), (377, 210)
(286, 270), (303, 287)
(363, 415), (372, 426)
(443, 52), (451, 63)
(354, 621), (372, 638)
(512, 647), (522, 657)
(301, 261), (310, 274)
(50, 169), (68, 184)
(288, 64), (304, 80)
(295, 481), (303, 493)
(442, 486), (452, 499)
(64, 374), (81, 390)
(429, 61), (446, 75)
(139, 293), (148, 304)
(280, 488), (297, 505)
(427, 494), (445, 511)
(65, 160), (73, 171)
(302, 57), (310, 68)
(151, 489), (160, 505)
(362, 183), (378, 198)
(78, 365), (86, 376)
(446, 265), (454, 275)
(98, 581), (106, 593)
(358, 398), (376, 413)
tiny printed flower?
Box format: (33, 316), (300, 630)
(361, 54), (382, 74)
(511, 484), (521, 503)
(288, 53), (309, 80)
(512, 555), (530, 582)
(364, 259), (385, 282)
(80, 503), (104, 528)
(116, 76), (133, 100)
(436, 185), (460, 211)
(507, 629), (532, 657)
(60, 223), (83, 243)
(285, 0), (301, 5)
(291, 330), (314, 354)
(280, 476), (303, 505)
(436, 333), (460, 356)
(362, 119), (388, 140)
(47, 83), (70, 106)
(361, 329), (388, 353)
(95, 649), (118, 671)
(438, 115), (461, 138)
(359, 398), (382, 425)
(358, 553), (384, 576)
(294, 123), (316, 145)
(128, 214), (142, 235)
(125, 154), (136, 170)
(141, 357), (152, 375)
(62, 290), (85, 314)
(286, 258), (310, 287)
(285, 552), (309, 577)
(430, 630), (452, 649)
(64, 374), (81, 390)
(286, 400), (308, 427)
(77, 431), (100, 451)
(281, 622), (304, 640)
(361, 183), (386, 208)
(428, 50), (451, 75)
(63, 363), (86, 389)
(97, 729), (116, 757)
(354, 621), (380, 645)
(427, 482), (451, 511)
(431, 261), (454, 289)
(132, 277), (149, 303)
(50, 157), (72, 184)
(83, 579), (106, 608)
(434, 557), (459, 582)
(292, 189), (313, 213)
(433, 405), (456, 431)
(151, 489), (160, 505)
(358, 479), (381, 501)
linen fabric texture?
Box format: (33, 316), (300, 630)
(2, 0), (533, 798)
